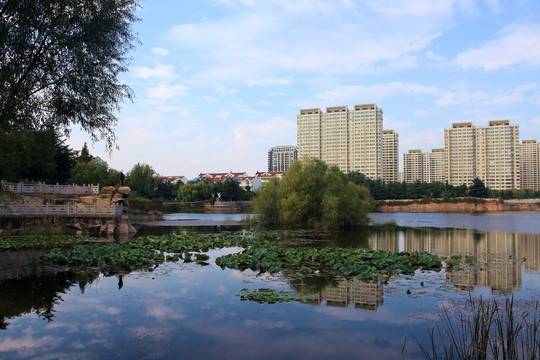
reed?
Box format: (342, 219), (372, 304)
(404, 296), (540, 359)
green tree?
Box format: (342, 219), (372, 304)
(125, 163), (157, 198)
(177, 181), (214, 202)
(78, 143), (92, 163)
(254, 158), (373, 228)
(69, 161), (110, 186)
(468, 178), (488, 198)
(0, 127), (76, 182)
(0, 0), (139, 149)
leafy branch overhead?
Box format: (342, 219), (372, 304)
(0, 0), (140, 149)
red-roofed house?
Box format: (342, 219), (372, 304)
(156, 176), (189, 184)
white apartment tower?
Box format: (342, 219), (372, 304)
(268, 145), (297, 172)
(429, 148), (447, 183)
(297, 103), (383, 178)
(520, 140), (540, 190)
(444, 120), (520, 190)
(382, 130), (399, 182)
(403, 150), (429, 183)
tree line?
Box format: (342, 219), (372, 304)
(348, 173), (540, 200)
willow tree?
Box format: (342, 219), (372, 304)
(0, 0), (139, 149)
(254, 158), (374, 228)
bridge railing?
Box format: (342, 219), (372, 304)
(1, 181), (100, 195)
(0, 203), (122, 217)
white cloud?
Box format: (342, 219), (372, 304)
(244, 76), (294, 87)
(456, 23), (540, 70)
(167, 1), (477, 83)
(313, 82), (439, 104)
(132, 63), (180, 79)
(152, 47), (169, 57)
(147, 84), (190, 101)
(216, 109), (230, 118)
(232, 117), (296, 144)
(436, 84), (533, 107)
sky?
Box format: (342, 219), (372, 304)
(68, 0), (540, 179)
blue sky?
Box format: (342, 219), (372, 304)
(70, 0), (540, 178)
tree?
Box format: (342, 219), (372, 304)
(0, 0), (139, 149)
(0, 127), (76, 182)
(254, 158), (374, 228)
(78, 143), (92, 163)
(69, 160), (116, 186)
(468, 178), (488, 198)
(177, 181), (214, 202)
(126, 163), (157, 198)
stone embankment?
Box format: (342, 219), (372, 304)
(378, 199), (540, 213)
(0, 186), (136, 236)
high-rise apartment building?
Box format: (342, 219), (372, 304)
(444, 120), (519, 190)
(297, 103), (383, 178)
(429, 148), (447, 183)
(267, 145), (297, 172)
(445, 122), (476, 186)
(520, 140), (540, 190)
(403, 150), (429, 183)
(382, 130), (399, 182)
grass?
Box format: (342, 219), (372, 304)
(404, 296), (540, 359)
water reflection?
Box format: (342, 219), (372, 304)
(291, 277), (384, 311)
(0, 225), (538, 359)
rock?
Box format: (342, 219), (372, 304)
(101, 186), (116, 194)
(117, 187), (131, 196)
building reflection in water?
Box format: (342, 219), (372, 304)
(298, 278), (384, 311)
(291, 227), (539, 310)
(400, 228), (540, 295)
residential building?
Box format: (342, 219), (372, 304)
(297, 103), (383, 179)
(156, 176), (189, 185)
(268, 145), (297, 172)
(198, 172), (248, 182)
(382, 130), (399, 182)
(429, 148), (447, 183)
(521, 140), (540, 190)
(444, 120), (519, 190)
(403, 150), (429, 183)
(254, 171), (284, 184)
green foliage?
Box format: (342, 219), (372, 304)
(254, 158), (373, 228)
(468, 178), (488, 198)
(177, 179), (252, 202)
(69, 160), (118, 186)
(128, 197), (164, 212)
(0, 0), (140, 150)
(44, 234), (443, 280)
(78, 143), (92, 163)
(154, 180), (181, 200)
(0, 128), (76, 183)
(348, 172), (540, 200)
(237, 289), (298, 304)
(0, 235), (104, 249)
(126, 163), (157, 198)
(405, 297), (540, 360)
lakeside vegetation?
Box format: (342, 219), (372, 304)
(42, 233), (443, 279)
(405, 297), (540, 360)
(349, 173), (540, 201)
(0, 235), (106, 249)
(254, 158), (374, 228)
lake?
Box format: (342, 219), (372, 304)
(1, 212), (539, 359)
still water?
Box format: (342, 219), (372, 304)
(1, 212), (539, 359)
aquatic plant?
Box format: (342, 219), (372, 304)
(236, 288), (298, 304)
(0, 235), (105, 249)
(403, 297), (540, 360)
(44, 234), (443, 280)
